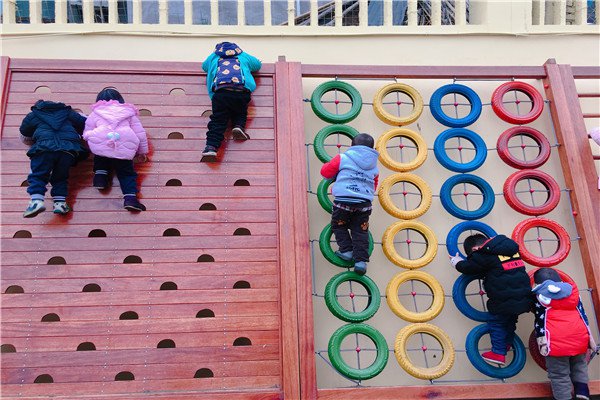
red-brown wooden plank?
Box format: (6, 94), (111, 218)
(1, 56), (11, 131)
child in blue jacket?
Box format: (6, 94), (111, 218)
(20, 100), (88, 217)
(201, 42), (262, 161)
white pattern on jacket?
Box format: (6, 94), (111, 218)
(83, 100), (149, 160)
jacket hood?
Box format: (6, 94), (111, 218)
(91, 100), (138, 126)
(533, 280), (572, 300)
(215, 42), (243, 58)
(31, 100), (72, 130)
(344, 145), (379, 170)
(478, 234), (519, 256)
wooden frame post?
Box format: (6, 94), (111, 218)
(543, 59), (600, 322)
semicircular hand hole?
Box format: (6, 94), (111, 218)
(20, 180), (29, 187)
(88, 229), (107, 237)
(234, 179), (250, 187)
(166, 179), (182, 187)
(34, 86), (51, 94)
(201, 110), (212, 117)
(77, 342), (96, 351)
(139, 109), (152, 116)
(194, 368), (214, 378)
(163, 228), (181, 236)
(1, 344), (17, 353)
(41, 313), (60, 322)
(196, 309), (215, 318)
(5, 285), (24, 294)
(233, 228), (251, 236)
(34, 374), (53, 383)
(157, 339), (176, 348)
(233, 280), (251, 289)
(13, 230), (32, 238)
(197, 254), (214, 262)
(168, 131), (184, 139)
(160, 281), (178, 290)
(233, 337), (252, 346)
(119, 311), (139, 320)
(114, 371), (135, 381)
(47, 256), (66, 265)
(169, 88), (186, 96)
(199, 203), (217, 211)
(123, 255), (142, 264)
(82, 283), (101, 292)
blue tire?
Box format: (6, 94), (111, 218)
(452, 274), (490, 322)
(440, 174), (495, 220)
(429, 84), (482, 128)
(446, 221), (497, 259)
(433, 128), (488, 173)
(465, 323), (526, 379)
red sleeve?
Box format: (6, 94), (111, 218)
(374, 174), (379, 191)
(320, 154), (341, 179)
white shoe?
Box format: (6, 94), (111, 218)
(23, 200), (45, 218)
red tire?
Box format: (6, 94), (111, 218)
(496, 127), (551, 169)
(528, 330), (547, 371)
(512, 218), (571, 267)
(503, 170), (561, 216)
(527, 267), (575, 287)
(492, 82), (544, 125)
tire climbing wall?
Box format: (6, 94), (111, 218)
(303, 64), (600, 398)
(0, 58), (287, 399)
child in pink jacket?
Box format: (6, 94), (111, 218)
(84, 88), (149, 211)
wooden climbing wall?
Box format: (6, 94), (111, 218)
(0, 58), (311, 399)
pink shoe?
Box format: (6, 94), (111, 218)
(481, 351), (505, 365)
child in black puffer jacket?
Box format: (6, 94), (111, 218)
(449, 233), (534, 366)
(20, 100), (88, 217)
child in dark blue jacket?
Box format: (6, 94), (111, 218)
(201, 42), (261, 161)
(450, 234), (534, 365)
(320, 133), (379, 275)
(20, 100), (88, 217)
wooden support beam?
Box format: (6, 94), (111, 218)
(0, 56), (11, 134)
(543, 59), (600, 322)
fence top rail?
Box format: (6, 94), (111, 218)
(301, 64), (600, 80)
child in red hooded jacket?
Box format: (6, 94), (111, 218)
(532, 268), (596, 400)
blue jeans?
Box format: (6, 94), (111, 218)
(488, 313), (518, 355)
(27, 151), (75, 199)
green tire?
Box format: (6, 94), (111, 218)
(319, 225), (374, 268)
(311, 81), (363, 124)
(328, 323), (389, 380)
(317, 179), (334, 213)
(325, 271), (381, 323)
(313, 124), (360, 163)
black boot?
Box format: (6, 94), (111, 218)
(124, 196), (146, 211)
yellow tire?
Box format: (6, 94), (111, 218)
(373, 83), (424, 126)
(394, 323), (455, 380)
(386, 270), (444, 322)
(376, 128), (428, 172)
(382, 220), (438, 269)
(378, 173), (432, 219)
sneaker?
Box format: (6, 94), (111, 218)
(335, 250), (353, 261)
(93, 173), (108, 190)
(353, 261), (367, 276)
(201, 145), (218, 162)
(23, 200), (45, 218)
(481, 351), (505, 365)
(232, 126), (250, 141)
(574, 382), (590, 400)
(124, 196), (146, 212)
(53, 201), (71, 215)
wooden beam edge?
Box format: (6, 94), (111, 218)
(1, 55), (12, 136)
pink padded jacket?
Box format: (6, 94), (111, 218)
(83, 100), (149, 160)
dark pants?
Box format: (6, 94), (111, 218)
(546, 353), (588, 400)
(206, 89), (251, 149)
(93, 155), (138, 195)
(331, 203), (372, 262)
(27, 151), (75, 199)
(488, 313), (518, 355)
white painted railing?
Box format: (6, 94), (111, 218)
(1, 0), (598, 35)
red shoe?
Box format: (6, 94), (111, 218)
(481, 351), (506, 365)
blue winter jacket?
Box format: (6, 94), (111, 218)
(332, 145), (379, 204)
(19, 100), (88, 159)
(202, 42), (262, 99)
